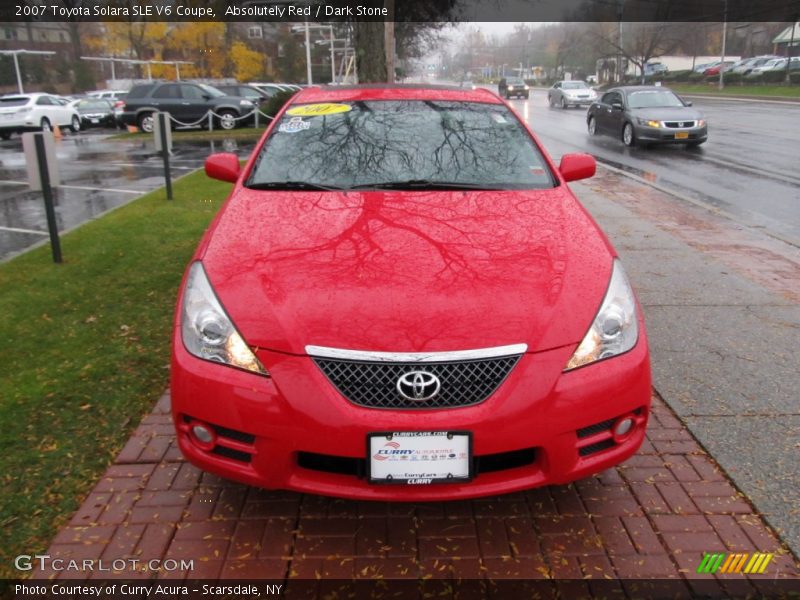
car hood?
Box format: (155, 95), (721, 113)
(200, 188), (613, 355)
(629, 106), (704, 120)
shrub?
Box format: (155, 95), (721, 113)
(722, 72), (742, 84)
(672, 70), (692, 82)
(688, 72), (705, 83)
(790, 72), (800, 84)
(761, 70), (788, 83)
(261, 90), (295, 119)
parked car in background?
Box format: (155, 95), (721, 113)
(548, 80), (597, 109)
(216, 84), (270, 104)
(703, 61), (735, 76)
(71, 98), (116, 128)
(460, 80), (477, 90)
(173, 84), (651, 499)
(498, 77), (529, 99)
(732, 55), (781, 75)
(746, 57), (800, 77)
(250, 83), (301, 98)
(118, 82), (255, 132)
(0, 92), (81, 139)
(693, 62), (714, 73)
(644, 62), (668, 76)
(587, 86), (707, 148)
(87, 90), (128, 102)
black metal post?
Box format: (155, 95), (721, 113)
(159, 113), (172, 200)
(34, 133), (62, 263)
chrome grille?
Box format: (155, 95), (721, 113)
(309, 346), (524, 410)
(663, 120), (696, 128)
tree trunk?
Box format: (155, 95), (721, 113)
(355, 22), (387, 83)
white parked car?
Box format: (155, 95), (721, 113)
(0, 93), (81, 140)
(746, 58), (790, 77)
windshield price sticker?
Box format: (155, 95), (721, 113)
(368, 431), (472, 484)
(278, 117), (311, 134)
(286, 103), (352, 117)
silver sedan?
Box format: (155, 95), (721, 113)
(548, 81), (598, 109)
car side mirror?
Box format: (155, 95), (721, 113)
(202, 94), (212, 100)
(559, 153), (596, 182)
(683, 100), (693, 107)
(205, 153), (240, 183)
(611, 102), (623, 110)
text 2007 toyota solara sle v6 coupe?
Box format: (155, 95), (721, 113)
(171, 84), (651, 500)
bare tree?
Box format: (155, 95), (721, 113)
(590, 22), (681, 83)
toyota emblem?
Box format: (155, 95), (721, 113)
(396, 371), (441, 402)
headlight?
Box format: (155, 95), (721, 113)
(524, 85), (530, 90)
(565, 260), (639, 371)
(697, 119), (706, 127)
(181, 262), (268, 376)
(636, 118), (660, 128)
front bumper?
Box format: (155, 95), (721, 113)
(633, 123), (708, 144)
(171, 329), (651, 501)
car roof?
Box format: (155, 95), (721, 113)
(291, 84), (502, 104)
(613, 85), (675, 93)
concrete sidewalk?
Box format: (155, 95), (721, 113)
(574, 168), (800, 558)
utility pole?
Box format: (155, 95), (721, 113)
(304, 20), (313, 85)
(617, 0), (625, 83)
(384, 0), (395, 83)
(719, 0), (728, 90)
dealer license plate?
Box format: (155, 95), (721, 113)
(90, 119), (99, 124)
(675, 132), (689, 139)
(368, 431), (472, 484)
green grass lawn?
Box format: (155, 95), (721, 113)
(669, 84), (800, 98)
(0, 170), (231, 578)
(109, 127), (268, 142)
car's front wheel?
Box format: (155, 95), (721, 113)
(40, 118), (52, 133)
(622, 122), (636, 147)
(137, 112), (154, 133)
(0, 132), (10, 140)
(69, 115), (80, 133)
(561, 97), (568, 109)
(588, 116), (598, 136)
(217, 110), (238, 130)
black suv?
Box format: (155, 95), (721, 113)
(498, 77), (529, 99)
(119, 82), (255, 132)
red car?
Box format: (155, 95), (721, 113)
(171, 84), (651, 500)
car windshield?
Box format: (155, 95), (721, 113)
(199, 84), (226, 98)
(247, 100), (554, 190)
(562, 82), (588, 89)
(0, 96), (30, 106)
(627, 90), (684, 108)
(506, 78), (524, 85)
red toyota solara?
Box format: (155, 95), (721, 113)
(171, 84), (651, 500)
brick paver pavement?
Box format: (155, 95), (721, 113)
(33, 391), (799, 597)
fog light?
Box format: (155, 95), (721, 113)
(191, 423), (215, 447)
(614, 418), (634, 438)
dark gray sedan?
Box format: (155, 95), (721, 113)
(586, 86), (707, 148)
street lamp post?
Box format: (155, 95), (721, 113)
(0, 50), (56, 93)
(719, 0), (728, 90)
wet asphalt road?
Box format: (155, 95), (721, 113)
(510, 90), (800, 248)
(0, 130), (255, 261)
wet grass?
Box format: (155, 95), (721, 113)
(109, 127), (268, 142)
(669, 84), (800, 98)
(0, 170), (231, 578)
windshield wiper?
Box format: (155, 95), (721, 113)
(349, 179), (499, 191)
(246, 181), (345, 191)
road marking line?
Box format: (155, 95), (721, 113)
(0, 180), (142, 194)
(0, 225), (47, 235)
